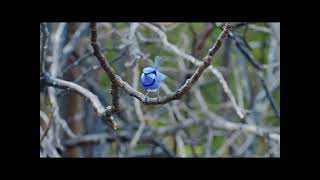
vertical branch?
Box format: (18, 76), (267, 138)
(49, 23), (72, 149)
(176, 133), (187, 157)
(205, 129), (214, 157)
(40, 23), (49, 75)
(195, 23), (214, 58)
(90, 23), (120, 113)
(229, 32), (280, 120)
(220, 37), (231, 102)
(129, 63), (146, 149)
(40, 108), (55, 144)
(258, 72), (280, 119)
(127, 23), (147, 149)
(52, 23), (67, 77)
(233, 59), (245, 109)
(209, 66), (245, 119)
(62, 23), (90, 61)
(40, 127), (61, 157)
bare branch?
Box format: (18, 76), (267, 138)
(247, 24), (272, 33)
(40, 108), (55, 144)
(89, 23), (235, 108)
(51, 23), (67, 77)
(129, 57), (146, 149)
(73, 65), (101, 83)
(62, 133), (175, 157)
(195, 23), (215, 56)
(41, 22), (279, 157)
(43, 73), (117, 129)
(143, 23), (245, 118)
(216, 131), (242, 157)
(47, 23), (76, 146)
(40, 23), (49, 75)
(62, 23), (89, 61)
(176, 133), (187, 157)
(208, 67), (246, 118)
(40, 127), (61, 157)
(161, 88), (279, 143)
(60, 47), (121, 76)
(90, 23), (120, 114)
(258, 72), (280, 120)
(45, 74), (106, 115)
(229, 32), (280, 120)
(157, 117), (280, 143)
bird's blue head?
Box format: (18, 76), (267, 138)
(141, 67), (156, 86)
(143, 67), (156, 74)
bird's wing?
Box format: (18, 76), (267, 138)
(149, 73), (156, 79)
(157, 71), (167, 81)
(154, 56), (161, 71)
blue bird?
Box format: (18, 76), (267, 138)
(141, 56), (167, 97)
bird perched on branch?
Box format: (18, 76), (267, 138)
(141, 56), (167, 97)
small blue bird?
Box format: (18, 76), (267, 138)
(141, 56), (167, 97)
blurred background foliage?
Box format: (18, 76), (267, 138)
(40, 22), (280, 157)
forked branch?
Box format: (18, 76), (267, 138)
(89, 23), (233, 105)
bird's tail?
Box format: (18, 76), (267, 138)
(154, 56), (161, 71)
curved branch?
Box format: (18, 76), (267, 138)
(43, 73), (117, 129)
(143, 23), (245, 119)
(89, 22), (234, 106)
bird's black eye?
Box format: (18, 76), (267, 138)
(144, 71), (157, 75)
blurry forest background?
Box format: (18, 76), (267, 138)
(40, 22), (280, 157)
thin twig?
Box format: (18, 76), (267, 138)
(73, 65), (101, 83)
(195, 23), (214, 56)
(216, 131), (242, 157)
(40, 108), (55, 144)
(176, 133), (187, 157)
(157, 116), (280, 143)
(61, 47), (112, 76)
(40, 127), (61, 157)
(193, 87), (279, 144)
(62, 23), (90, 61)
(258, 72), (280, 119)
(229, 32), (280, 120)
(229, 32), (264, 70)
(62, 133), (175, 157)
(247, 24), (272, 33)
